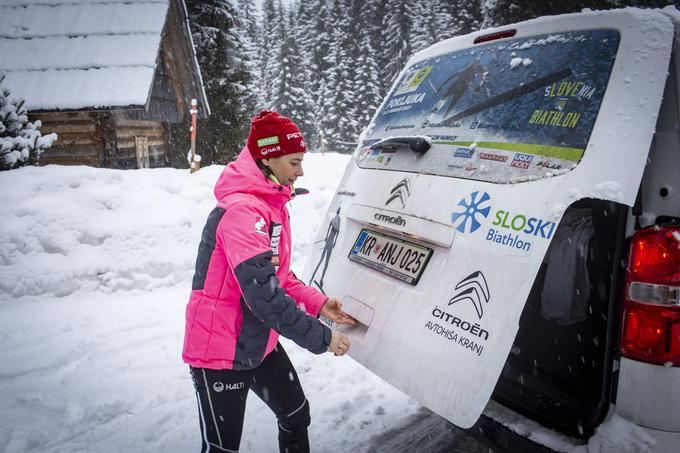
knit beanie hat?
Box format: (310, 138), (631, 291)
(247, 111), (307, 159)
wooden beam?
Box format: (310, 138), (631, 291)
(114, 120), (164, 129)
(43, 123), (97, 134)
(117, 138), (165, 149)
(115, 129), (165, 140)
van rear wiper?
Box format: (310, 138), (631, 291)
(371, 135), (431, 156)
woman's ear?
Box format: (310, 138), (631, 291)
(261, 158), (271, 168)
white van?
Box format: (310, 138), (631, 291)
(304, 7), (680, 452)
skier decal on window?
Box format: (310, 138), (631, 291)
(309, 207), (341, 295)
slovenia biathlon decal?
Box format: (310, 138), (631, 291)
(451, 191), (556, 252)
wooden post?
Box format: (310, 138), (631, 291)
(189, 99), (200, 173)
(96, 113), (117, 169)
(135, 136), (149, 169)
(320, 131), (327, 156)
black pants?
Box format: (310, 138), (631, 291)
(190, 344), (310, 453)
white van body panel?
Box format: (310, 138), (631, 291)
(616, 358), (680, 432)
(614, 10), (680, 439)
(305, 9), (674, 428)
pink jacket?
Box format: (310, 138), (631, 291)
(182, 147), (331, 370)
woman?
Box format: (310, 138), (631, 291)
(182, 110), (355, 453)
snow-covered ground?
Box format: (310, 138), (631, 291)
(0, 152), (654, 452)
(0, 153), (426, 453)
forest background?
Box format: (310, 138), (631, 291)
(173, 0), (678, 166)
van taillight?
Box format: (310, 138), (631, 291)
(473, 29), (517, 44)
(621, 226), (680, 366)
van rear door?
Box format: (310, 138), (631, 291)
(303, 9), (674, 428)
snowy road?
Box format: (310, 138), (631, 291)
(369, 408), (489, 452)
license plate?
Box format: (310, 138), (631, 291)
(348, 229), (433, 285)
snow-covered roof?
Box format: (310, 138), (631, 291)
(0, 0), (170, 111)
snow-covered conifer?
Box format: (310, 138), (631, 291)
(453, 0), (483, 35)
(410, 1), (439, 53)
(317, 0), (359, 152)
(0, 75), (56, 171)
(184, 0), (256, 163)
(275, 7), (317, 146)
(354, 34), (382, 132)
(237, 0), (263, 113)
(381, 0), (414, 88)
(259, 0), (282, 110)
(291, 0), (321, 147)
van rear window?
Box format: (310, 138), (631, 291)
(358, 30), (620, 183)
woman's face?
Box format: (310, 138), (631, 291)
(262, 152), (305, 186)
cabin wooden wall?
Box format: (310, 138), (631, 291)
(33, 112), (170, 169)
(32, 112), (101, 167)
(112, 119), (169, 169)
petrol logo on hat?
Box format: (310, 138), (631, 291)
(257, 136), (279, 147)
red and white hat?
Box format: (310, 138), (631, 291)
(247, 111), (306, 159)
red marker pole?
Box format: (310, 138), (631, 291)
(189, 99), (200, 173)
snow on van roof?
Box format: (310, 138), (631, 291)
(407, 7), (674, 68)
(0, 0), (169, 111)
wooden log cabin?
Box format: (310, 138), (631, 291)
(0, 0), (209, 169)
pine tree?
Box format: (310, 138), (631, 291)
(452, 0), (483, 36)
(433, 0), (458, 39)
(411, 0), (480, 52)
(260, 0), (282, 109)
(354, 33), (383, 134)
(382, 0), (414, 89)
(236, 0), (263, 114)
(410, 1), (439, 53)
(0, 76), (57, 171)
(293, 0), (322, 148)
(275, 7), (317, 145)
(304, 0), (335, 128)
(482, 0), (611, 28)
(317, 0), (360, 153)
(184, 0), (256, 164)
(360, 0), (388, 97)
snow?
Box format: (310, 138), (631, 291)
(0, 0), (168, 110)
(0, 153), (422, 452)
(2, 35), (162, 72)
(3, 67), (157, 111)
(0, 1), (167, 38)
(0, 153), (658, 452)
(581, 414), (657, 453)
(509, 57), (533, 68)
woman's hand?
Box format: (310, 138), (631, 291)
(328, 331), (350, 356)
(319, 298), (357, 326)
